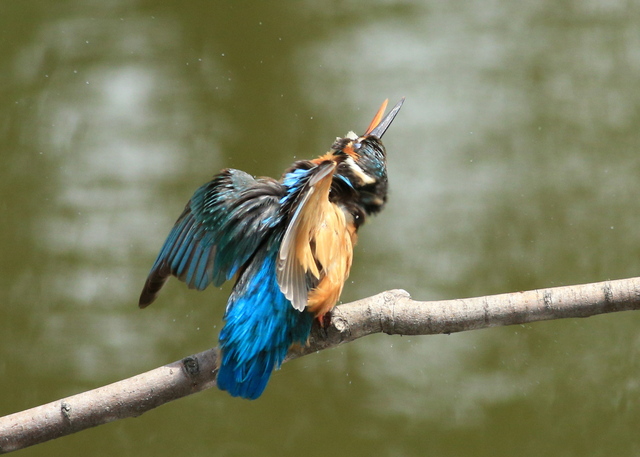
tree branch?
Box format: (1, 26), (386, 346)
(2, 277), (640, 453)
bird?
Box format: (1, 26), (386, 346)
(138, 98), (404, 399)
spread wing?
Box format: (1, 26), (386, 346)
(277, 161), (355, 314)
(139, 169), (285, 307)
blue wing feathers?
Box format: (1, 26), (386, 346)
(140, 163), (323, 399)
(217, 164), (335, 398)
(217, 242), (313, 399)
(139, 169), (285, 306)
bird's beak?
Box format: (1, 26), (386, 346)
(365, 97), (405, 138)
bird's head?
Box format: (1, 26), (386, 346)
(331, 98), (404, 214)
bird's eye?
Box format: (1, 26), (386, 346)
(353, 142), (362, 150)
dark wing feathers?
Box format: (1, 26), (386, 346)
(139, 169), (285, 307)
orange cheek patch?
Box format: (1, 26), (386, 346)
(312, 153), (335, 165)
(343, 143), (358, 159)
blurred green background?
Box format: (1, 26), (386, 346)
(2, 1), (640, 456)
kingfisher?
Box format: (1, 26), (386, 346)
(139, 98), (404, 399)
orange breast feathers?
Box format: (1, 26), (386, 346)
(278, 162), (357, 318)
(306, 201), (357, 318)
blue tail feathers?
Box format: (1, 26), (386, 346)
(217, 245), (313, 399)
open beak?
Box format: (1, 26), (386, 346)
(364, 97), (405, 138)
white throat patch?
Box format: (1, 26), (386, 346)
(345, 157), (376, 185)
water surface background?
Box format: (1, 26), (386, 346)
(2, 1), (640, 456)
